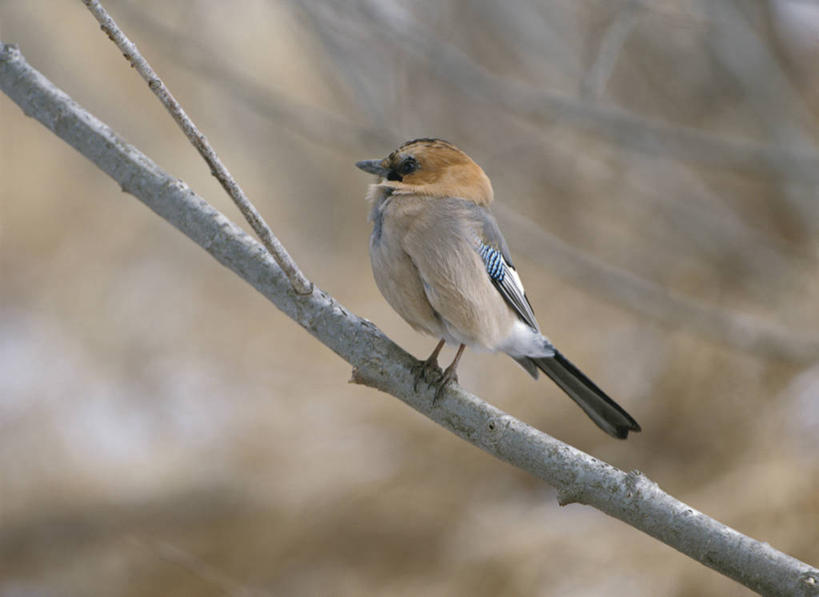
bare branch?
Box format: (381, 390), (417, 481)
(2, 43), (816, 597)
(81, 0), (312, 295)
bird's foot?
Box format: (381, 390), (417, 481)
(432, 366), (459, 405)
(412, 356), (443, 392)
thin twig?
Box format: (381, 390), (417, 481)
(81, 0), (312, 295)
(2, 43), (817, 597)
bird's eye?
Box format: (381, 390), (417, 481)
(399, 157), (418, 175)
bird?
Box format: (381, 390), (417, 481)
(356, 138), (640, 439)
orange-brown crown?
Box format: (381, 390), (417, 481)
(357, 138), (494, 205)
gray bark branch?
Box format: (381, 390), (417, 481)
(1, 43), (816, 597)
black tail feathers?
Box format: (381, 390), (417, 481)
(521, 351), (641, 439)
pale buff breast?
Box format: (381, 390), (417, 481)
(369, 190), (447, 339)
(370, 189), (519, 350)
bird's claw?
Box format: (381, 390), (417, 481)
(412, 341), (463, 404)
(412, 358), (443, 392)
(432, 369), (458, 405)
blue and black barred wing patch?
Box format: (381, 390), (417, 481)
(477, 242), (539, 331)
(479, 243), (506, 282)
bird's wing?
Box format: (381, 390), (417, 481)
(466, 203), (540, 332)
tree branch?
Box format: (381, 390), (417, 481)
(81, 0), (312, 295)
(1, 43), (816, 597)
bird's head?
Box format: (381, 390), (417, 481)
(356, 138), (493, 205)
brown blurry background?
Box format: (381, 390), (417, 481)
(1, 1), (818, 595)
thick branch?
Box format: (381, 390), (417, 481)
(1, 43), (816, 597)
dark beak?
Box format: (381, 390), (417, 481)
(356, 159), (390, 178)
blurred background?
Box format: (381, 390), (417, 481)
(2, 1), (818, 595)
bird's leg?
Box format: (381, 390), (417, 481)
(412, 338), (446, 392)
(434, 344), (466, 404)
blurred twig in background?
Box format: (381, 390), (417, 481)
(581, 0), (641, 100)
(134, 538), (272, 597)
(291, 0), (819, 182)
(494, 203), (819, 363)
(707, 0), (819, 238)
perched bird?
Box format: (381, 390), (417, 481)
(356, 138), (640, 439)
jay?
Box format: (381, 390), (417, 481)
(357, 138), (640, 439)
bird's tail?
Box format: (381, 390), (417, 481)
(521, 351), (641, 439)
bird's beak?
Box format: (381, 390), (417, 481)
(356, 159), (390, 178)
